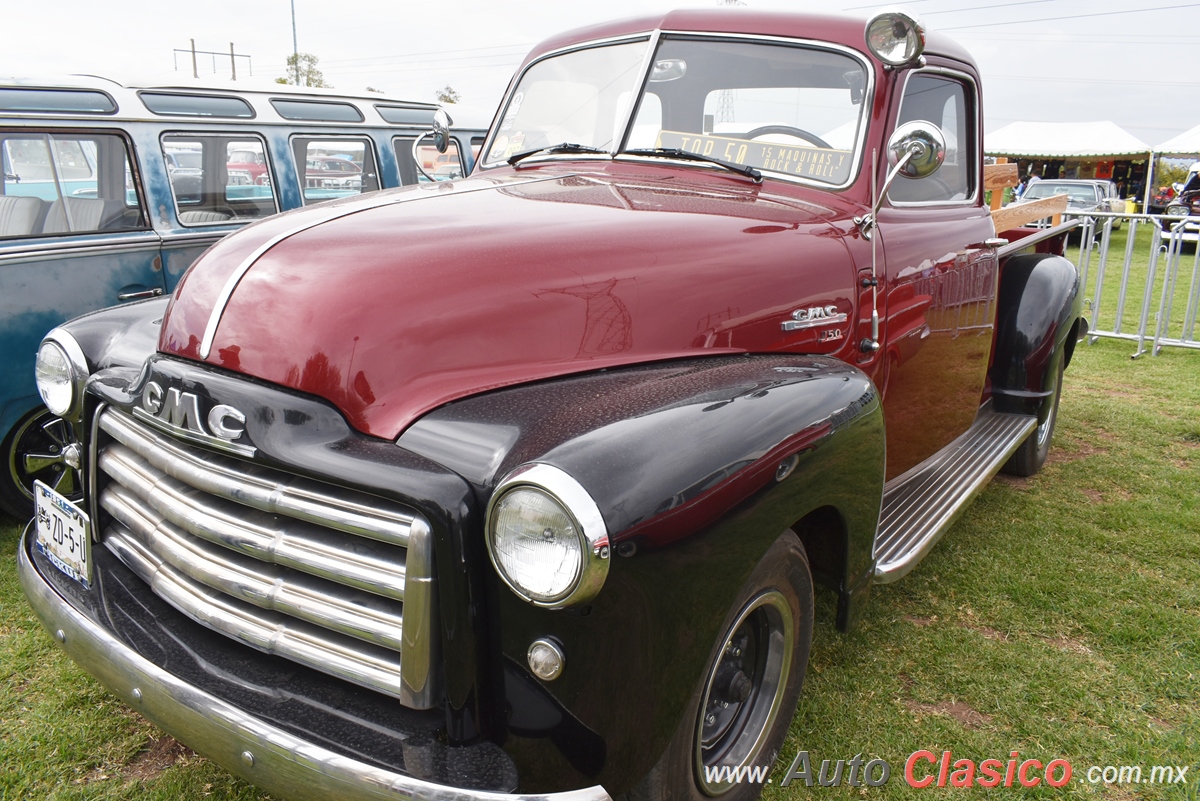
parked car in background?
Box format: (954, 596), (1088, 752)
(1162, 161), (1200, 243)
(0, 75), (486, 517)
(1017, 178), (1122, 230)
(303, 153), (363, 189)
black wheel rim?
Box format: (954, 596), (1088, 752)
(8, 412), (82, 503)
(694, 591), (793, 795)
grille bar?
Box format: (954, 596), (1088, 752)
(95, 405), (441, 709)
(105, 526), (408, 698)
(98, 443), (408, 601)
(101, 409), (415, 548)
(101, 482), (406, 651)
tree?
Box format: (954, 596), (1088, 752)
(435, 85), (460, 104)
(279, 53), (330, 88)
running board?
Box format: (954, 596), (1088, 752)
(873, 408), (1036, 583)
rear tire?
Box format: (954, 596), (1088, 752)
(625, 533), (813, 801)
(1001, 356), (1064, 478)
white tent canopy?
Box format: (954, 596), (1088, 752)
(985, 121), (1150, 158)
(1155, 124), (1200, 157)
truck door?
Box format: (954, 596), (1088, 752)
(873, 70), (999, 481)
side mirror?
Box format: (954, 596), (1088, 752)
(430, 108), (452, 154)
(887, 120), (946, 179)
(854, 121), (947, 241)
(413, 108), (455, 182)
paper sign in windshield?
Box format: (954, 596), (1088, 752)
(656, 131), (851, 183)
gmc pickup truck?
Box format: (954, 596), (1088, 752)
(20, 9), (1085, 801)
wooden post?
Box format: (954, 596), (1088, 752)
(984, 160), (1019, 211)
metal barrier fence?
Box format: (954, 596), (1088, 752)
(1068, 210), (1200, 358)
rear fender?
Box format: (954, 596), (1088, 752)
(990, 252), (1082, 422)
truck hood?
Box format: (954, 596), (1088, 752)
(160, 167), (860, 439)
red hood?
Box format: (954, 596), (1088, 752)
(161, 164), (862, 438)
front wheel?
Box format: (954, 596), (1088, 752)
(626, 533), (813, 801)
(1001, 356), (1064, 477)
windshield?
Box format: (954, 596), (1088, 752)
(483, 35), (869, 186)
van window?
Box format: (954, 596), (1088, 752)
(161, 133), (279, 225)
(393, 137), (464, 185)
(291, 137), (379, 204)
(1, 131), (146, 238)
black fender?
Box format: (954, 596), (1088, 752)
(400, 353), (885, 794)
(54, 295), (170, 375)
(990, 252), (1083, 422)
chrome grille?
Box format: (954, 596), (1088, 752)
(94, 406), (439, 708)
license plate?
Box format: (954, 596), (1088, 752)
(33, 480), (92, 589)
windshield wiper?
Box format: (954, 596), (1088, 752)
(623, 147), (762, 183)
(508, 143), (608, 166)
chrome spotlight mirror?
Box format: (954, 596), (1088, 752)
(413, 108), (454, 182)
(887, 120), (946, 179)
(865, 10), (926, 67)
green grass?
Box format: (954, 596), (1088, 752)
(2, 346), (1197, 798)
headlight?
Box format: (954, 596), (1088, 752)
(1166, 204), (1189, 218)
(486, 464), (609, 608)
(34, 330), (88, 419)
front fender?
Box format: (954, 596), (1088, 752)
(990, 252), (1082, 421)
(400, 354), (885, 794)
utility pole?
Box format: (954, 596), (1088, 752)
(174, 44), (252, 79)
(291, 0), (299, 85)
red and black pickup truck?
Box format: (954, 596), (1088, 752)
(20, 9), (1085, 801)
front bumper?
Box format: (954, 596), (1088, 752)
(19, 524), (611, 801)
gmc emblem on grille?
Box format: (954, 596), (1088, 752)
(133, 381), (256, 457)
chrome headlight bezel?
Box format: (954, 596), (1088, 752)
(34, 328), (89, 421)
(485, 463), (610, 609)
(1165, 204), (1189, 218)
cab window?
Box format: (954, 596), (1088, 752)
(161, 133), (279, 226)
(891, 73), (975, 203)
(1, 131), (146, 238)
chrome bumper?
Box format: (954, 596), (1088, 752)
(18, 526), (612, 801)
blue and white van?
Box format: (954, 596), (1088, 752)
(0, 76), (489, 516)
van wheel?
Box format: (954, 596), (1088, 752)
(0, 409), (82, 519)
(625, 533), (813, 801)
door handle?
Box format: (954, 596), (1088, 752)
(117, 287), (164, 301)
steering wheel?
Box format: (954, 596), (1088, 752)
(743, 125), (832, 149)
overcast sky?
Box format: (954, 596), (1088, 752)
(4, 0), (1198, 145)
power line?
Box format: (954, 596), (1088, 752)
(940, 2), (1200, 30)
(922, 0), (1059, 16)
